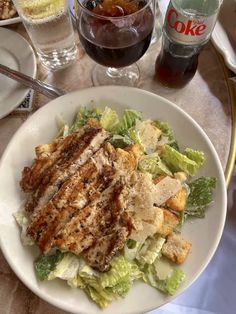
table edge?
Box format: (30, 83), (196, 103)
(216, 50), (236, 186)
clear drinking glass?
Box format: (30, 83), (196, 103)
(151, 0), (163, 44)
(75, 0), (155, 86)
(13, 0), (78, 70)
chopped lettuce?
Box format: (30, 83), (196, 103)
(48, 253), (80, 280)
(107, 277), (131, 297)
(162, 145), (204, 176)
(14, 210), (34, 246)
(154, 120), (179, 151)
(137, 235), (166, 265)
(124, 239), (142, 261)
(85, 286), (114, 309)
(109, 134), (133, 148)
(138, 153), (172, 177)
(115, 109), (142, 135)
(143, 263), (185, 295)
(127, 127), (144, 151)
(56, 116), (70, 137)
(184, 148), (205, 167)
(64, 255), (143, 308)
(68, 273), (86, 289)
(70, 107), (102, 132)
(184, 177), (217, 220)
(100, 107), (119, 131)
(100, 256), (142, 288)
(77, 255), (142, 308)
(35, 251), (65, 281)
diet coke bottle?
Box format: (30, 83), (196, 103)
(155, 0), (222, 88)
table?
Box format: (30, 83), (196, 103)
(0, 22), (236, 314)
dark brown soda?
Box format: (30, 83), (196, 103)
(79, 30), (153, 68)
(79, 0), (154, 68)
(155, 46), (199, 88)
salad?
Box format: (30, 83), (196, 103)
(15, 106), (216, 309)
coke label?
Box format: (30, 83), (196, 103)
(165, 2), (218, 45)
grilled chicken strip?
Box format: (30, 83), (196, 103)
(23, 122), (109, 214)
(53, 181), (133, 272)
(27, 144), (118, 253)
(22, 121), (139, 272)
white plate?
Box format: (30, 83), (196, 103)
(0, 86), (227, 314)
(210, 0), (236, 73)
(0, 28), (36, 119)
(0, 16), (21, 26)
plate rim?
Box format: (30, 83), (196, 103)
(0, 27), (37, 119)
(0, 16), (21, 26)
(0, 86), (227, 314)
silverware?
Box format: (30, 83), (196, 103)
(0, 64), (66, 99)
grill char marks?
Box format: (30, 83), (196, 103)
(53, 182), (132, 272)
(22, 123), (137, 272)
(21, 129), (82, 193)
(26, 144), (117, 247)
(82, 196), (133, 272)
(35, 163), (116, 253)
(24, 123), (108, 214)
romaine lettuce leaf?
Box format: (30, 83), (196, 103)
(184, 177), (217, 219)
(142, 263), (185, 295)
(184, 148), (205, 167)
(56, 115), (70, 137)
(48, 253), (80, 280)
(108, 276), (132, 297)
(165, 268), (185, 295)
(162, 145), (203, 176)
(85, 286), (114, 309)
(137, 235), (166, 265)
(34, 251), (65, 281)
(138, 153), (172, 177)
(154, 120), (179, 151)
(127, 127), (144, 151)
(115, 109), (142, 135)
(99, 256), (142, 288)
(70, 107), (102, 132)
(68, 273), (86, 289)
(124, 239), (142, 261)
(14, 210), (34, 246)
(100, 107), (119, 131)
(109, 134), (133, 149)
(78, 256), (142, 308)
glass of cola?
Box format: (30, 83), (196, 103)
(75, 0), (155, 86)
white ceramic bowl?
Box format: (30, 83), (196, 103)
(0, 86), (227, 314)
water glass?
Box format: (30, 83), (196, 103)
(13, 0), (78, 70)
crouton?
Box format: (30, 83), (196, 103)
(166, 187), (187, 212)
(157, 208), (179, 236)
(162, 233), (192, 264)
(116, 148), (137, 171)
(124, 144), (144, 160)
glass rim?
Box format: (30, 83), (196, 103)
(76, 0), (153, 21)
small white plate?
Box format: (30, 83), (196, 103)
(0, 86), (227, 314)
(0, 28), (36, 119)
(0, 16), (21, 26)
(209, 0), (236, 73)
